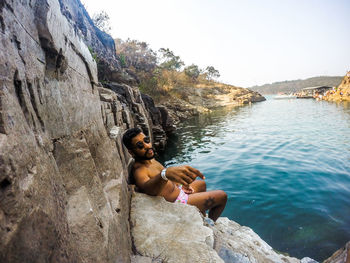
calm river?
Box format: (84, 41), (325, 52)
(158, 97), (350, 261)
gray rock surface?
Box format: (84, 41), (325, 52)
(130, 191), (224, 263)
(211, 217), (300, 263)
(0, 0), (158, 261)
(300, 257), (319, 263)
(57, 0), (133, 84)
(323, 241), (350, 263)
(103, 82), (170, 151)
(130, 255), (153, 263)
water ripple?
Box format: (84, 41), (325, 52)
(159, 98), (350, 261)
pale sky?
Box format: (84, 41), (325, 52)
(81, 0), (350, 87)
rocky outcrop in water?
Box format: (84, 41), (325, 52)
(160, 84), (266, 123)
(321, 72), (350, 102)
(323, 241), (350, 263)
(178, 84), (266, 108)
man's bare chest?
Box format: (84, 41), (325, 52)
(147, 164), (163, 178)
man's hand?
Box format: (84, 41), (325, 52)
(165, 165), (205, 186)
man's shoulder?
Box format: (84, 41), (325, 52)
(129, 163), (148, 186)
(133, 164), (147, 173)
(132, 162), (151, 177)
(132, 160), (163, 176)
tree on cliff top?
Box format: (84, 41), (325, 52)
(92, 11), (111, 34)
(115, 38), (157, 72)
(158, 48), (184, 71)
(205, 66), (220, 80)
(184, 64), (201, 81)
(114, 38), (160, 95)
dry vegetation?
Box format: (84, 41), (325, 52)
(114, 38), (222, 102)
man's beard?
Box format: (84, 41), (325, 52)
(134, 148), (155, 161)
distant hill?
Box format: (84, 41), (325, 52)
(249, 76), (343, 94)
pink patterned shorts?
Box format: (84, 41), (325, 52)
(174, 186), (189, 204)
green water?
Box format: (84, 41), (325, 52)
(158, 98), (350, 261)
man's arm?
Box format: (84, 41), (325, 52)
(134, 165), (205, 196)
(134, 167), (168, 196)
(166, 165), (205, 185)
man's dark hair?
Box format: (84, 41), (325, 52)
(122, 127), (142, 150)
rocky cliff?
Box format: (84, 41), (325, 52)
(321, 72), (350, 102)
(0, 0), (347, 263)
(159, 83), (265, 124)
(0, 0), (163, 261)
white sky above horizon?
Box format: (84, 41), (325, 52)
(80, 0), (350, 88)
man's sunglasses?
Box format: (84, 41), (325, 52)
(134, 136), (151, 150)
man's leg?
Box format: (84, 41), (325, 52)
(190, 180), (206, 193)
(187, 190), (227, 222)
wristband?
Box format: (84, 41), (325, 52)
(160, 168), (168, 181)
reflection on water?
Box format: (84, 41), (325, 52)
(158, 98), (350, 261)
(335, 100), (350, 110)
(158, 105), (245, 164)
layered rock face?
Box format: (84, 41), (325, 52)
(56, 0), (173, 149)
(0, 0), (157, 262)
(57, 0), (127, 84)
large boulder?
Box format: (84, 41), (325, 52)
(130, 191), (224, 263)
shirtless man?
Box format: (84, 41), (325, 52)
(122, 127), (227, 222)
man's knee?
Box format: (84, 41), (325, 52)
(192, 180), (206, 193)
(217, 190), (227, 203)
(200, 180), (206, 192)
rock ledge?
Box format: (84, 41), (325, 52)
(130, 191), (318, 263)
